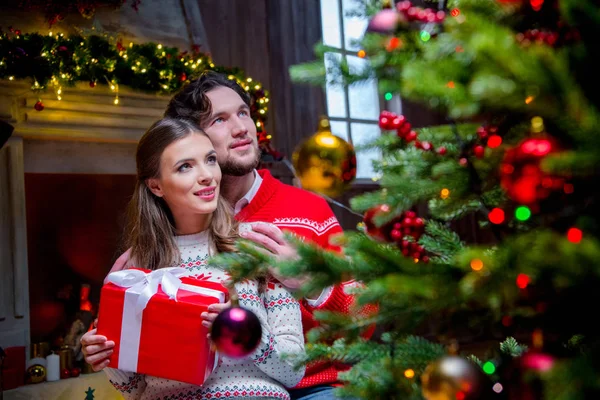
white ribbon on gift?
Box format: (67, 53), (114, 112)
(105, 267), (225, 372)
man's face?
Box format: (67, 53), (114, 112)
(201, 86), (260, 176)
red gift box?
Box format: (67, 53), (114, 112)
(96, 267), (228, 386)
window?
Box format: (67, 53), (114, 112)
(320, 0), (391, 180)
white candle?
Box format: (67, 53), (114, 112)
(26, 357), (47, 369)
(46, 352), (60, 381)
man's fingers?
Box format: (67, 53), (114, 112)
(246, 243), (271, 257)
(250, 223), (286, 245)
(242, 231), (280, 253)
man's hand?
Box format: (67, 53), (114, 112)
(240, 223), (309, 291)
(240, 223), (298, 261)
(80, 329), (115, 371)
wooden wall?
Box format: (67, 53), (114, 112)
(197, 0), (369, 227)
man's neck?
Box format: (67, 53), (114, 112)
(221, 171), (256, 206)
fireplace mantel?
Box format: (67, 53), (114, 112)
(0, 79), (172, 356)
(0, 79), (169, 143)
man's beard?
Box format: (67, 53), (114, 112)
(220, 148), (261, 176)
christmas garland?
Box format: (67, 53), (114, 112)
(0, 29), (276, 151)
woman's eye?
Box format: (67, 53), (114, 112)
(213, 117), (224, 125)
(207, 155), (217, 164)
(178, 163), (192, 172)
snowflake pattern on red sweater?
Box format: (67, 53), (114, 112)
(272, 216), (340, 236)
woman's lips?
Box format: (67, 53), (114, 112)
(194, 187), (216, 200)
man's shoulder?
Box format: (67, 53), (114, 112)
(261, 173), (329, 206)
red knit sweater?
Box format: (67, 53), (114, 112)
(236, 170), (375, 389)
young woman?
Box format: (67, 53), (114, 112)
(81, 118), (304, 399)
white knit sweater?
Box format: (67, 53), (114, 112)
(104, 229), (305, 399)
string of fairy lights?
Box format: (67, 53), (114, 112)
(0, 29), (272, 144)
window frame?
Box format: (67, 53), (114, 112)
(320, 0), (387, 185)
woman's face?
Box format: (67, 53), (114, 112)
(147, 133), (221, 233)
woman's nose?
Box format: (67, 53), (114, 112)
(197, 166), (213, 184)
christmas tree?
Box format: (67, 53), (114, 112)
(211, 0), (600, 398)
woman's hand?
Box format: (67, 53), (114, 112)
(80, 329), (115, 371)
(201, 300), (231, 335)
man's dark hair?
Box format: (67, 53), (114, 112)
(164, 71), (251, 128)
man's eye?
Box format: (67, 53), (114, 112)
(239, 110), (249, 117)
(213, 117), (224, 124)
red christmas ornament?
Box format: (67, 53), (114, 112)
(180, 73), (187, 82)
(566, 227), (583, 244)
(521, 352), (555, 373)
(488, 208), (505, 224)
(60, 368), (71, 379)
(34, 101), (44, 111)
(211, 307), (262, 358)
(500, 137), (563, 205)
(89, 81), (96, 88)
(70, 367), (81, 377)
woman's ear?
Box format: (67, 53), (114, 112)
(146, 178), (163, 197)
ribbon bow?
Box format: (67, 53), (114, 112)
(105, 267), (187, 314)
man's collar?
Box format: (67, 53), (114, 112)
(233, 169), (263, 215)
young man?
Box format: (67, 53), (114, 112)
(86, 71), (374, 399)
(166, 71), (375, 400)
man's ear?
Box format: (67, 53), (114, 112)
(146, 178), (163, 197)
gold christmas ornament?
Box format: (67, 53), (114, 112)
(292, 117), (357, 198)
(421, 356), (490, 400)
(26, 364), (47, 384)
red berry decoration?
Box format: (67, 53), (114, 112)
(473, 145), (485, 158)
(34, 101), (44, 111)
(211, 307), (262, 358)
(364, 205), (428, 261)
(60, 368), (71, 379)
(179, 73), (187, 82)
(395, 1), (445, 23)
(89, 81), (96, 88)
